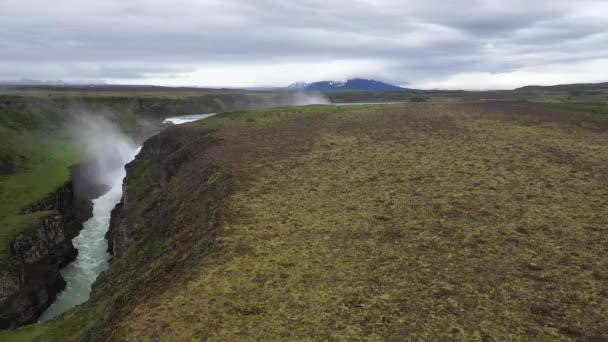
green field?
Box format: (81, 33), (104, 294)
(0, 106), (83, 264)
(561, 102), (608, 116)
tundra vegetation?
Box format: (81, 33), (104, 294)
(1, 85), (608, 340)
(120, 102), (607, 341)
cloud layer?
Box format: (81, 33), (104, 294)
(1, 0), (607, 89)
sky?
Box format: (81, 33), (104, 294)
(1, 0), (607, 90)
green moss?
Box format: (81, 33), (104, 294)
(0, 323), (49, 342)
(201, 105), (335, 126)
(561, 102), (608, 116)
(206, 171), (222, 185)
(125, 160), (155, 201)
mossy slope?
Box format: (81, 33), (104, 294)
(125, 103), (608, 340)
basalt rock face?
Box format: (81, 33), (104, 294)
(0, 264), (65, 329)
(0, 168), (99, 329)
(9, 214), (77, 267)
(106, 124), (227, 259)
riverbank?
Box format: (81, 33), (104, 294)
(3, 101), (607, 340)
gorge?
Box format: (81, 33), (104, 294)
(35, 113), (216, 322)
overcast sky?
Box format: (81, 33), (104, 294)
(1, 0), (608, 89)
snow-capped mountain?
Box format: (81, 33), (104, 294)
(288, 79), (403, 91)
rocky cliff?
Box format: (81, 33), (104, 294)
(106, 124), (227, 259)
(0, 168), (99, 329)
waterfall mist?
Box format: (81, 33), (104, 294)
(249, 92), (330, 109)
(71, 115), (138, 189)
(285, 92), (331, 106)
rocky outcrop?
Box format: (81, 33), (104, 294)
(0, 266), (65, 330)
(8, 214), (77, 266)
(105, 200), (123, 257)
(0, 169), (98, 329)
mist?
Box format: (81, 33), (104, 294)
(39, 112), (141, 322)
(285, 92), (331, 106)
(70, 114), (138, 190)
(249, 92), (330, 110)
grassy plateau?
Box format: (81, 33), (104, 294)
(122, 102), (607, 340)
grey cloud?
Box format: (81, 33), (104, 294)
(0, 0), (607, 86)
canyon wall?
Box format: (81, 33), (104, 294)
(0, 181), (83, 328)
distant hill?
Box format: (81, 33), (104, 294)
(515, 82), (608, 92)
(288, 79), (404, 91)
(0, 79), (69, 86)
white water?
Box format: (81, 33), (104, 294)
(39, 146), (141, 322)
(163, 113), (216, 124)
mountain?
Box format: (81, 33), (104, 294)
(288, 78), (404, 91)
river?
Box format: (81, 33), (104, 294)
(39, 146), (140, 322)
(162, 113), (216, 124)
